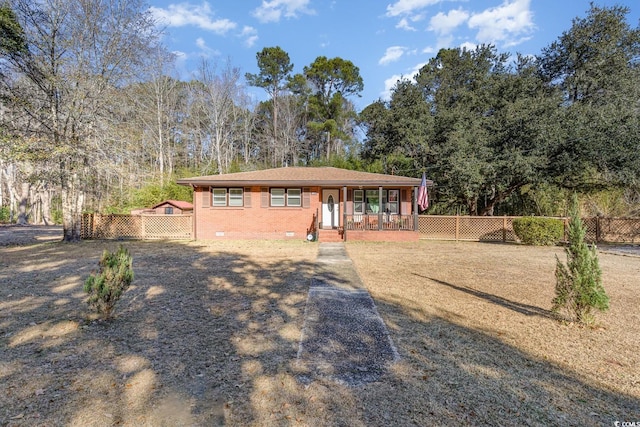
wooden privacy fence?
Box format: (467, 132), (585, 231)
(81, 213), (192, 240)
(418, 215), (640, 244)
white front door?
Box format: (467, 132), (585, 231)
(322, 189), (340, 229)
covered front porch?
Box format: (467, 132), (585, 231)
(316, 186), (421, 242)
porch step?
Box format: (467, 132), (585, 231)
(317, 228), (343, 242)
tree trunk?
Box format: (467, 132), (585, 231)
(17, 182), (30, 225)
(62, 172), (84, 242)
(41, 185), (52, 225)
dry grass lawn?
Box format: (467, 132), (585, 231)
(0, 237), (638, 426)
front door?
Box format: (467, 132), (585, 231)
(322, 189), (340, 229)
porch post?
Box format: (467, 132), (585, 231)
(343, 186), (348, 241)
(413, 187), (418, 231)
(378, 186), (383, 230)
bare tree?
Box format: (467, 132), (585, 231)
(192, 59), (243, 174)
(1, 0), (162, 240)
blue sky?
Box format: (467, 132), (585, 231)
(148, 0), (639, 110)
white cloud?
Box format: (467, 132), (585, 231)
(382, 74), (404, 100)
(380, 62), (426, 100)
(459, 41), (478, 51)
(194, 37), (220, 57)
(240, 26), (259, 47)
(150, 2), (236, 35)
(428, 8), (469, 35)
(467, 0), (534, 46)
(252, 0), (315, 23)
(386, 0), (441, 17)
(379, 46), (407, 65)
(396, 18), (417, 31)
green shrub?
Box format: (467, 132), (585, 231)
(84, 246), (134, 319)
(513, 217), (564, 245)
(0, 206), (10, 223)
(553, 195), (609, 325)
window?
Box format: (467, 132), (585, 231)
(212, 188), (244, 207)
(366, 190), (380, 213)
(287, 189), (301, 206)
(271, 188), (285, 206)
(387, 190), (399, 214)
(359, 189), (400, 214)
(229, 188), (243, 207)
(164, 207), (174, 214)
(354, 190), (364, 214)
(213, 189), (227, 207)
(270, 188), (301, 207)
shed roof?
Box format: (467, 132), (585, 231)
(176, 167), (431, 187)
(152, 200), (193, 210)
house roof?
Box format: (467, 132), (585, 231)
(176, 167), (432, 187)
(152, 200), (194, 210)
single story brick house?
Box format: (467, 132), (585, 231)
(176, 167), (432, 242)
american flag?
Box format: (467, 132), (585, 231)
(418, 172), (428, 211)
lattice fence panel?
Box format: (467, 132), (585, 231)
(458, 217), (503, 241)
(419, 216), (457, 239)
(420, 216), (542, 242)
(142, 214), (192, 239)
(81, 213), (192, 240)
(94, 214), (142, 239)
(581, 217), (597, 243)
(599, 218), (640, 243)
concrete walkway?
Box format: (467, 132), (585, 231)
(296, 243), (399, 386)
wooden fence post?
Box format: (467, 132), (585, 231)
(455, 215), (460, 241)
(502, 216), (507, 242)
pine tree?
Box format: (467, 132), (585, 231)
(553, 195), (609, 324)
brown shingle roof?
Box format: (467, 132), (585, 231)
(176, 167), (430, 187)
(152, 200), (193, 210)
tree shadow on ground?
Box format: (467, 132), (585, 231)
(1, 240), (638, 426)
(413, 273), (554, 319)
(361, 297), (640, 426)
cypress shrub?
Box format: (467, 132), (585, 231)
(513, 217), (564, 245)
(553, 195), (609, 324)
(84, 245), (134, 319)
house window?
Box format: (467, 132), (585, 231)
(354, 190), (364, 214)
(164, 207), (174, 214)
(271, 189), (285, 206)
(212, 189), (227, 207)
(270, 188), (301, 207)
(366, 190), (380, 214)
(212, 188), (244, 207)
(287, 189), (301, 206)
(387, 190), (399, 214)
(361, 189), (399, 214)
(229, 188), (243, 207)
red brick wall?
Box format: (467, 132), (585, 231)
(193, 186), (321, 240)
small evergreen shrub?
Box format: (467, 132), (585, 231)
(0, 206), (10, 223)
(553, 195), (609, 325)
(513, 217), (563, 245)
(84, 246), (134, 319)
